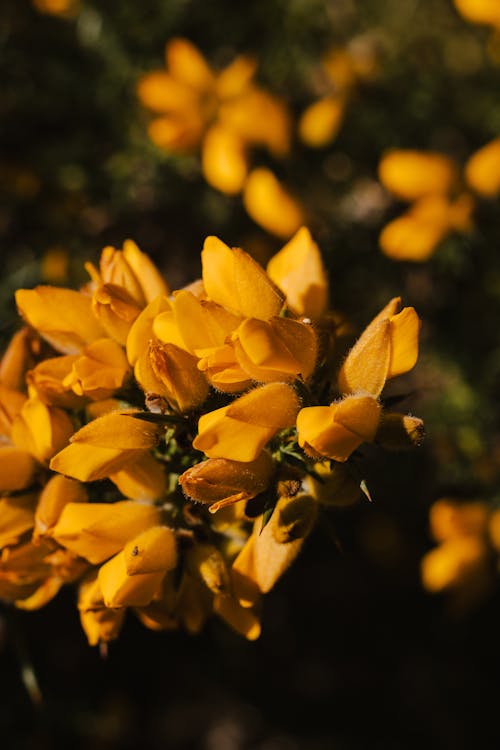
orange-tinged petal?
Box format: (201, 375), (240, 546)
(97, 246), (146, 306)
(15, 576), (64, 611)
(202, 236), (284, 320)
(298, 95), (346, 148)
(465, 137), (500, 197)
(297, 395), (381, 461)
(179, 450), (274, 512)
(52, 500), (161, 564)
(213, 594), (261, 640)
(0, 446), (37, 492)
(166, 38), (215, 92)
(194, 383), (299, 462)
(431, 499), (489, 543)
(34, 475), (88, 540)
(202, 124), (248, 194)
(387, 307), (420, 379)
(11, 398), (74, 464)
(127, 295), (172, 366)
(233, 317), (318, 383)
(15, 287), (105, 354)
(266, 227), (329, 318)
(0, 385), (26, 439)
(243, 168), (305, 239)
(0, 494), (36, 548)
(109, 453), (167, 503)
(122, 239), (170, 303)
(50, 410), (162, 481)
(378, 150), (458, 201)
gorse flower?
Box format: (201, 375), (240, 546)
(0, 228), (423, 646)
(378, 140), (500, 261)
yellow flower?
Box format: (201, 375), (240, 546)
(98, 525), (177, 608)
(137, 38), (290, 195)
(242, 168), (305, 239)
(232, 491), (317, 607)
(51, 499), (161, 564)
(91, 284), (142, 345)
(50, 410), (163, 481)
(266, 227), (329, 319)
(0, 328), (36, 391)
(33, 474), (88, 541)
(297, 298), (420, 461)
(11, 396), (74, 464)
(464, 137), (500, 197)
(0, 446), (37, 493)
(108, 453), (167, 503)
(27, 355), (83, 409)
(179, 450), (275, 512)
(193, 382), (300, 462)
(0, 493), (36, 548)
(15, 286), (105, 355)
(86, 240), (169, 307)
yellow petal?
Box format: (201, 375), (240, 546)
(421, 537), (488, 592)
(27, 355), (82, 409)
(63, 338), (130, 401)
(213, 593), (261, 640)
(15, 287), (105, 354)
(216, 55), (257, 98)
(11, 398), (74, 464)
(297, 395), (381, 461)
(147, 113), (204, 152)
(266, 226), (329, 318)
(34, 475), (88, 540)
(218, 87), (291, 156)
(148, 341), (209, 412)
(378, 150), (458, 201)
(453, 0), (500, 27)
(50, 410), (162, 481)
(123, 525), (177, 576)
(202, 236), (284, 319)
(0, 493), (36, 548)
(233, 317), (318, 383)
(243, 168), (305, 239)
(431, 499), (489, 543)
(127, 294), (172, 366)
(0, 328), (35, 391)
(0, 384), (26, 438)
(122, 239), (170, 303)
(298, 95), (346, 148)
(0, 446), (37, 492)
(136, 71), (198, 113)
(97, 246), (146, 306)
(52, 500), (161, 564)
(202, 125), (248, 194)
(379, 211), (448, 262)
(465, 138), (500, 197)
(109, 452), (167, 502)
(387, 307), (420, 379)
(166, 38), (215, 92)
(193, 383), (300, 462)
(338, 319), (391, 397)
(92, 284), (142, 345)
(15, 576), (63, 611)
(186, 544), (231, 595)
(98, 552), (165, 609)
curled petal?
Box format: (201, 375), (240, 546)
(243, 168), (305, 239)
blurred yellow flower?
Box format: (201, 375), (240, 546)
(138, 38), (291, 195)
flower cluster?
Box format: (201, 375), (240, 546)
(0, 230), (422, 646)
(377, 140), (500, 261)
(421, 497), (500, 609)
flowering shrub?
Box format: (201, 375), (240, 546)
(0, 230), (422, 646)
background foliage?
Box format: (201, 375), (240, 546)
(1, 0), (500, 747)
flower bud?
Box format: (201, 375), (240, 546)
(376, 413), (425, 450)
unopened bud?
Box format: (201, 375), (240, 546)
(187, 543), (230, 595)
(376, 413), (425, 450)
(273, 493), (318, 543)
(179, 451), (275, 513)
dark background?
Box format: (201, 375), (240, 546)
(1, 0), (500, 746)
